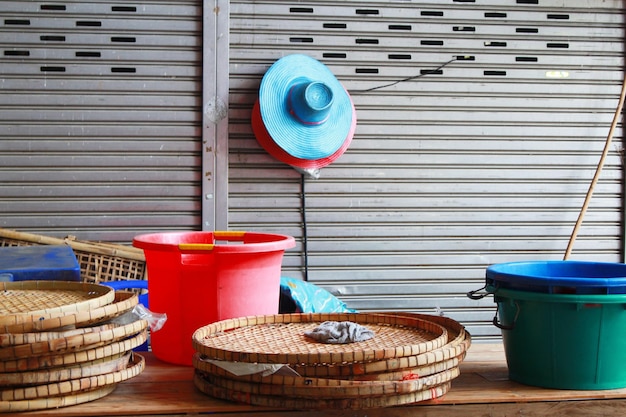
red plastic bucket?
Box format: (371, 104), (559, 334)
(133, 231), (296, 365)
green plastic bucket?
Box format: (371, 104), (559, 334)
(493, 286), (626, 389)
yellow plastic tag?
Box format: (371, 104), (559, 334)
(213, 231), (245, 239)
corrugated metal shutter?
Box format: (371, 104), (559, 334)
(229, 0), (625, 339)
(0, 1), (203, 242)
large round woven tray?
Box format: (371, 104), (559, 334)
(0, 329), (147, 373)
(0, 290), (138, 334)
(0, 281), (114, 327)
(0, 352), (131, 387)
(193, 372), (451, 410)
(0, 319), (148, 361)
(193, 312), (468, 379)
(192, 313), (448, 366)
(0, 384), (116, 413)
(196, 312), (470, 380)
(0, 352), (144, 401)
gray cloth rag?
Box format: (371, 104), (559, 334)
(304, 321), (375, 344)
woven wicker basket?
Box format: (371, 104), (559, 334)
(0, 228), (146, 285)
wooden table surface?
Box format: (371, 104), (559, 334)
(13, 343), (626, 417)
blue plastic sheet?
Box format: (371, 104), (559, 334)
(279, 276), (356, 314)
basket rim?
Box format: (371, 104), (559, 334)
(0, 383), (116, 413)
(0, 329), (147, 373)
(193, 372), (451, 410)
(0, 290), (138, 334)
(197, 366), (460, 399)
(194, 352), (461, 396)
(0, 319), (148, 361)
(195, 350), (465, 384)
(0, 281), (115, 325)
(0, 353), (144, 401)
(0, 323), (118, 347)
(0, 352), (132, 387)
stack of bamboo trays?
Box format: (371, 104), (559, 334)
(0, 281), (148, 413)
(192, 312), (471, 410)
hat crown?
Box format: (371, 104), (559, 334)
(288, 81), (334, 125)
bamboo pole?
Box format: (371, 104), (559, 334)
(0, 228), (145, 261)
(564, 74), (626, 260)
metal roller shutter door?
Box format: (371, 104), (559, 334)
(228, 0), (625, 339)
(0, 1), (204, 242)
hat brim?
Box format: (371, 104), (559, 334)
(252, 98), (356, 170)
(258, 54), (353, 160)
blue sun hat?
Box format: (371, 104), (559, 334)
(258, 54), (354, 160)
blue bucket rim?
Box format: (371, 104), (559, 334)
(486, 260), (626, 292)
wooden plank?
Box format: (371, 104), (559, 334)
(13, 344), (626, 417)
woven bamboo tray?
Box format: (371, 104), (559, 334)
(196, 312), (469, 381)
(196, 349), (466, 386)
(0, 323), (117, 347)
(0, 281), (114, 327)
(0, 228), (146, 285)
(0, 352), (132, 387)
(195, 362), (460, 399)
(0, 329), (147, 373)
(0, 352), (144, 401)
(0, 290), (138, 334)
(0, 319), (147, 361)
(0, 384), (116, 413)
(196, 351), (465, 385)
(194, 314), (471, 376)
(193, 372), (451, 410)
(193, 313), (448, 365)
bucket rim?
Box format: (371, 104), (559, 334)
(133, 231), (296, 253)
(486, 260), (626, 291)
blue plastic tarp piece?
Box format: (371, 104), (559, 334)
(279, 276), (357, 314)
